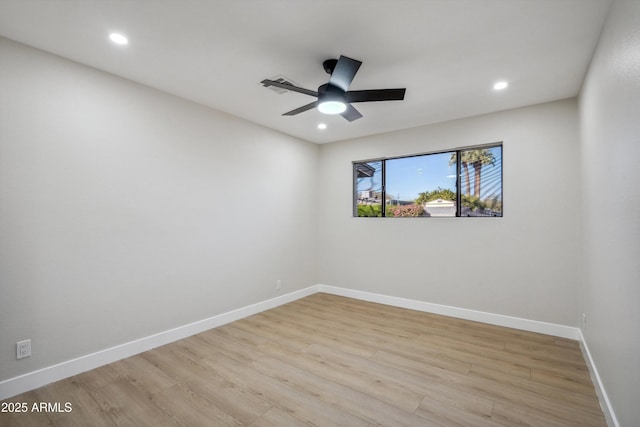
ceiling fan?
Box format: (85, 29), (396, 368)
(261, 55), (406, 122)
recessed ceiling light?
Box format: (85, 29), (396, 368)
(317, 123), (327, 130)
(493, 81), (508, 90)
(109, 33), (128, 46)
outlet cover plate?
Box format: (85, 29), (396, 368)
(17, 339), (31, 359)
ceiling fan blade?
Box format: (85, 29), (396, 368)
(261, 79), (318, 97)
(283, 101), (319, 116)
(340, 104), (363, 122)
(328, 55), (362, 92)
(346, 88), (406, 103)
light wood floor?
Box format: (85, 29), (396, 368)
(1, 293), (606, 426)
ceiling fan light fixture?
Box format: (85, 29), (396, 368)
(318, 100), (347, 115)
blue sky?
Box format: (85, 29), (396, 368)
(386, 152), (456, 201)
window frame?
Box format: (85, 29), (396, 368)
(353, 142), (503, 218)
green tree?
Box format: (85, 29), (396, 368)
(462, 194), (486, 211)
(357, 204), (382, 217)
(416, 187), (456, 204)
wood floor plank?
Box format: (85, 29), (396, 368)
(32, 378), (114, 427)
(113, 355), (177, 395)
(231, 317), (311, 352)
(197, 351), (371, 427)
(530, 368), (599, 394)
(464, 367), (605, 426)
(141, 346), (271, 425)
(469, 364), (601, 412)
(416, 380), (495, 418)
(89, 378), (178, 427)
(251, 355), (439, 427)
(415, 397), (502, 427)
(490, 400), (596, 427)
(150, 384), (243, 427)
(255, 309), (378, 358)
(197, 329), (266, 363)
(504, 341), (587, 365)
(247, 407), (312, 427)
(1, 293), (606, 427)
(299, 344), (424, 413)
(70, 363), (124, 392)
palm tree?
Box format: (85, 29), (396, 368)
(467, 149), (495, 197)
(451, 150), (495, 197)
(449, 153), (471, 196)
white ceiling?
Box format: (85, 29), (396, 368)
(0, 0), (612, 144)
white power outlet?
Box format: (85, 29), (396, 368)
(17, 339), (31, 359)
(276, 279), (282, 290)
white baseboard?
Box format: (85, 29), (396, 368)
(578, 329), (619, 427)
(0, 286), (319, 401)
(3, 281), (612, 426)
(317, 285), (581, 340)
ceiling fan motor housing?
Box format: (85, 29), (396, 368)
(318, 83), (346, 101)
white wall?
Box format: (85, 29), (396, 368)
(0, 37), (319, 381)
(579, 1), (640, 425)
(318, 99), (582, 326)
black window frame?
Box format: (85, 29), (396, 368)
(353, 142), (503, 218)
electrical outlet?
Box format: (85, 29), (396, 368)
(276, 279), (282, 290)
(17, 339), (31, 359)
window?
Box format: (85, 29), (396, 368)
(354, 161), (383, 217)
(353, 144), (502, 217)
